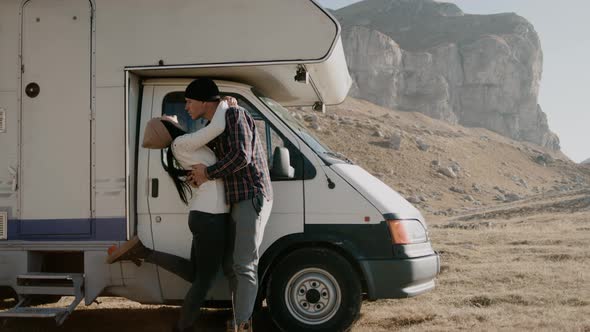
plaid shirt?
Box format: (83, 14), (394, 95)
(206, 107), (273, 204)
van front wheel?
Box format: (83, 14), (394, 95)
(267, 248), (361, 332)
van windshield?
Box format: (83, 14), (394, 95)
(255, 92), (352, 164)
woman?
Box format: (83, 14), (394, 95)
(107, 97), (232, 332)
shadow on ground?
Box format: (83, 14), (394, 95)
(1, 306), (277, 332)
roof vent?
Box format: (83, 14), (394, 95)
(0, 211), (7, 240)
(0, 108), (6, 133)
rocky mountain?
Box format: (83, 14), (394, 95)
(334, 0), (560, 150)
(582, 158), (590, 165)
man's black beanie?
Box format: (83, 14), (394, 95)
(185, 78), (221, 102)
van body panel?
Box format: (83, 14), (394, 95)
(302, 224), (393, 260)
(392, 242), (437, 259)
(7, 218), (125, 241)
(360, 253), (440, 299)
(0, 0), (18, 208)
(127, 60), (351, 107)
(111, 261), (163, 303)
(331, 164), (423, 220)
(127, 72), (142, 238)
(91, 0), (350, 106)
(95, 0), (338, 85)
(20, 0), (92, 221)
(305, 38), (351, 105)
(305, 165), (383, 225)
(134, 85), (155, 250)
(0, 1), (19, 91)
(0, 91), (18, 208)
(0, 251), (26, 288)
(95, 86), (126, 219)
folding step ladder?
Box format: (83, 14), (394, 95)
(0, 273), (84, 325)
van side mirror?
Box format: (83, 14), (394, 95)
(271, 147), (295, 180)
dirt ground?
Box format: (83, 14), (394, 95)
(2, 189), (588, 332)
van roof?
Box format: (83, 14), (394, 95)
(119, 0), (351, 106)
(142, 78), (252, 91)
(128, 47), (351, 107)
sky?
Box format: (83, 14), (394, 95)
(318, 0), (590, 163)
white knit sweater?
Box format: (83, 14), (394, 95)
(171, 101), (229, 214)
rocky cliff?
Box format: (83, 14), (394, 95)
(335, 0), (560, 150)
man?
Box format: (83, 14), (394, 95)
(188, 78), (273, 332)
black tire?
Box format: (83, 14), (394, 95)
(267, 247), (362, 332)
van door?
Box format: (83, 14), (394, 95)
(19, 1), (92, 229)
(145, 83), (305, 300)
(145, 86), (195, 299)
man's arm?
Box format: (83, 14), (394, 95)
(206, 108), (253, 179)
(172, 101), (227, 152)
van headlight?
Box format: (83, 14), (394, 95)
(386, 219), (428, 244)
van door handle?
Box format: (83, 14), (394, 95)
(8, 166), (18, 191)
(151, 178), (159, 198)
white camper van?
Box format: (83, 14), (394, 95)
(0, 0), (440, 330)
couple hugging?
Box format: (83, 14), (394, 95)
(107, 78), (273, 332)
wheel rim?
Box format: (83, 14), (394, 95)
(284, 267), (342, 325)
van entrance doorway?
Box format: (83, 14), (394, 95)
(19, 0), (92, 227)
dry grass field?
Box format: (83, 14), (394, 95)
(353, 189), (590, 332)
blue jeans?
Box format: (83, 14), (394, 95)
(145, 210), (228, 329)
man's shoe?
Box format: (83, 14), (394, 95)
(237, 319), (252, 332)
(105, 236), (149, 264)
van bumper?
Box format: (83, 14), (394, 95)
(359, 252), (440, 300)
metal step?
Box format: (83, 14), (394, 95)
(0, 273), (85, 325)
(0, 307), (69, 318)
(16, 273), (84, 296)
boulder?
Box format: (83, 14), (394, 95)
(389, 132), (402, 150)
(416, 138), (430, 151)
(438, 166), (457, 178)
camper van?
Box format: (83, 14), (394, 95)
(0, 0), (440, 330)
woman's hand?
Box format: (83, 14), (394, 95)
(161, 114), (179, 124)
(222, 96), (238, 107)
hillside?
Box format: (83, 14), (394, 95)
(292, 97), (590, 217)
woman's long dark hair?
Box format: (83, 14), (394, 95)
(161, 120), (192, 205)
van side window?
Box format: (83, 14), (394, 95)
(226, 94), (314, 181)
(162, 92), (207, 133)
(161, 91), (314, 181)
